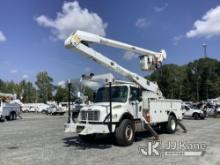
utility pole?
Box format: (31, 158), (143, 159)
(67, 80), (71, 123)
(202, 43), (207, 58)
(196, 80), (199, 101)
(108, 82), (112, 133)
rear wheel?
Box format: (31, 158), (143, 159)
(8, 112), (14, 120)
(166, 115), (177, 134)
(115, 119), (134, 146)
(13, 112), (17, 120)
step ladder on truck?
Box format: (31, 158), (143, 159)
(64, 31), (186, 146)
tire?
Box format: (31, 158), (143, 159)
(9, 112), (14, 120)
(13, 112), (17, 120)
(115, 119), (134, 146)
(166, 115), (177, 134)
(193, 113), (199, 120)
(42, 110), (47, 114)
(59, 112), (65, 116)
(79, 134), (95, 142)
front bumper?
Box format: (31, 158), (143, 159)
(64, 122), (114, 135)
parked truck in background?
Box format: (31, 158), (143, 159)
(182, 103), (207, 119)
(0, 93), (21, 121)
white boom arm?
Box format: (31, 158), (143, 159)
(64, 30), (165, 94)
(80, 73), (115, 90)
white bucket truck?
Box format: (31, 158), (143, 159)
(0, 93), (21, 121)
(64, 31), (184, 146)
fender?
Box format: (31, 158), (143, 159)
(118, 112), (134, 123)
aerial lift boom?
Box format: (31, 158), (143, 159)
(64, 30), (166, 96)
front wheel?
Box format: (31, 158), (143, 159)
(115, 119), (134, 146)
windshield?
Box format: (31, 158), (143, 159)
(94, 86), (128, 103)
(75, 99), (83, 104)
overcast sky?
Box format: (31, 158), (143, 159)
(0, 0), (220, 85)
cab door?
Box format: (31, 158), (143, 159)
(128, 87), (142, 119)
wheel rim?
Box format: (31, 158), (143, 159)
(125, 125), (133, 141)
(171, 119), (176, 130)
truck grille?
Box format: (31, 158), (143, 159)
(81, 111), (100, 121)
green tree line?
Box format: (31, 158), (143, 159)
(0, 71), (93, 103)
(0, 58), (219, 103)
(148, 57), (220, 101)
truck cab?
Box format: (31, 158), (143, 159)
(79, 83), (142, 123)
(65, 81), (182, 146)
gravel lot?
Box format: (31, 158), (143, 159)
(0, 113), (219, 165)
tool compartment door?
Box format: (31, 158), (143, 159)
(149, 99), (182, 123)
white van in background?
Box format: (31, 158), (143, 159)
(36, 104), (50, 113)
(182, 103), (207, 119)
(58, 102), (75, 112)
(47, 101), (65, 115)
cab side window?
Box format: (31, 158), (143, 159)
(130, 87), (141, 101)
